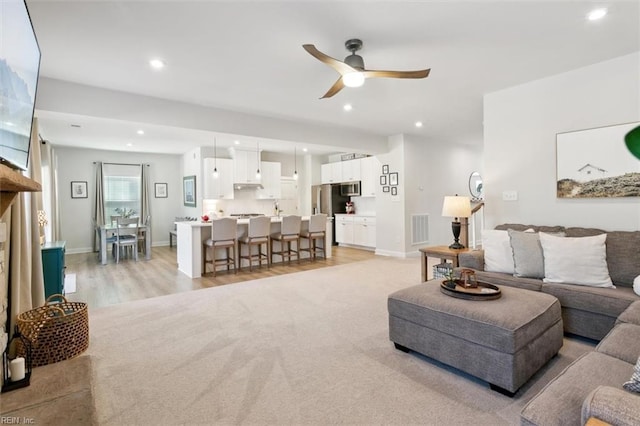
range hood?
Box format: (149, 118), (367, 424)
(233, 182), (263, 190)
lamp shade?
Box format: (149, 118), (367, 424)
(442, 195), (471, 218)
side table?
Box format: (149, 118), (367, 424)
(419, 245), (469, 282)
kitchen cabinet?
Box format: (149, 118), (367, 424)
(42, 241), (66, 298)
(256, 161), (281, 199)
(341, 159), (361, 182)
(232, 149), (261, 184)
(335, 215), (354, 245)
(335, 215), (376, 248)
(203, 158), (234, 199)
(359, 156), (380, 197)
(353, 216), (376, 247)
(321, 162), (343, 184)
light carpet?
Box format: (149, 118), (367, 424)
(87, 256), (594, 425)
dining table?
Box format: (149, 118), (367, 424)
(96, 222), (151, 265)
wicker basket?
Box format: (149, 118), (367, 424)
(16, 294), (89, 366)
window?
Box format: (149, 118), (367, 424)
(103, 164), (141, 218)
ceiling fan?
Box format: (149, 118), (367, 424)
(303, 38), (430, 99)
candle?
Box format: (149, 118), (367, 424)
(9, 357), (25, 381)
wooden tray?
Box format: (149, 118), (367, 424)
(440, 280), (501, 301)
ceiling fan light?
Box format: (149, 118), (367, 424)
(343, 72), (365, 88)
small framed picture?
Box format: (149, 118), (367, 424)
(389, 172), (398, 186)
(391, 186), (398, 196)
(71, 181), (88, 198)
(183, 175), (196, 207)
(382, 164), (389, 174)
(382, 186), (390, 193)
(155, 183), (168, 198)
(380, 175), (387, 185)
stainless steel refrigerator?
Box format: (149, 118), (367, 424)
(311, 184), (350, 245)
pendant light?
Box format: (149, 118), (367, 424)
(293, 146), (299, 180)
(255, 141), (261, 180)
(212, 137), (219, 179)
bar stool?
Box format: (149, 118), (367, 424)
(270, 215), (302, 265)
(239, 216), (271, 271)
(203, 217), (238, 276)
(300, 213), (327, 261)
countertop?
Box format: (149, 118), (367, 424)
(177, 216), (333, 227)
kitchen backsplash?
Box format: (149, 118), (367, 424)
(203, 190), (298, 217)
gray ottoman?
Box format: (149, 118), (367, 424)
(388, 281), (563, 395)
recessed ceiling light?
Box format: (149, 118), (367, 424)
(343, 104), (353, 111)
(137, 130), (144, 135)
(149, 58), (165, 70)
(302, 148), (308, 153)
(415, 121), (423, 128)
(587, 8), (607, 21)
(126, 143), (133, 147)
(234, 140), (240, 145)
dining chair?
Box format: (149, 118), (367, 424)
(239, 216), (271, 271)
(270, 215), (301, 264)
(300, 214), (327, 261)
(114, 217), (139, 263)
(202, 217), (238, 276)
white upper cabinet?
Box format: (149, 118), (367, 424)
(232, 149), (261, 184)
(203, 158), (234, 200)
(359, 156), (380, 197)
(321, 162), (344, 184)
(256, 161), (281, 199)
(341, 159), (361, 182)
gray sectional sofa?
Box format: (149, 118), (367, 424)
(458, 224), (640, 341)
(521, 301), (640, 425)
(457, 224), (640, 425)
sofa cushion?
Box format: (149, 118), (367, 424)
(508, 229), (565, 279)
(521, 352), (633, 426)
(539, 233), (613, 288)
(541, 283), (637, 318)
(617, 300), (640, 326)
(597, 323), (640, 364)
(565, 228), (640, 287)
(482, 229), (514, 274)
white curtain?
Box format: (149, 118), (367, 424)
(141, 163), (151, 228)
(40, 140), (60, 242)
(7, 118), (45, 335)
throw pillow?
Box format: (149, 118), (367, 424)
(634, 275), (640, 296)
(623, 356), (640, 393)
(539, 233), (614, 288)
(482, 230), (514, 274)
(508, 230), (565, 279)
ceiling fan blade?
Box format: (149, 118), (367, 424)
(320, 77), (346, 99)
(303, 44), (357, 75)
(362, 69), (431, 79)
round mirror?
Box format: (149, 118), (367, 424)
(469, 171), (483, 201)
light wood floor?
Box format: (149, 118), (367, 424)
(64, 245), (375, 309)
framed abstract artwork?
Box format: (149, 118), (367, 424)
(183, 175), (196, 207)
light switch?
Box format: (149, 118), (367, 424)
(502, 190), (518, 201)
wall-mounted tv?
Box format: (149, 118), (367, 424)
(0, 0), (41, 171)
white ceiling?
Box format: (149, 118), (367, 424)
(27, 0), (640, 156)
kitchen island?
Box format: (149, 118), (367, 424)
(176, 216), (333, 278)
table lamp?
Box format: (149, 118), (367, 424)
(442, 195), (471, 249)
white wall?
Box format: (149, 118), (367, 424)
(403, 134), (483, 251)
(484, 52), (640, 231)
(55, 146), (182, 253)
